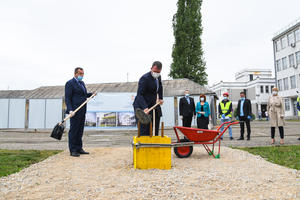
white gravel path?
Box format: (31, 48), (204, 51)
(0, 147), (299, 200)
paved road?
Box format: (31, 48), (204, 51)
(0, 121), (300, 150)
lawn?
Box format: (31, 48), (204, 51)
(236, 145), (300, 170)
(0, 150), (62, 177)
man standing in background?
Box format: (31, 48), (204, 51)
(218, 92), (233, 140)
(236, 91), (252, 140)
(179, 90), (195, 127)
(65, 67), (93, 157)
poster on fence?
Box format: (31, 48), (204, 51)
(85, 93), (136, 128)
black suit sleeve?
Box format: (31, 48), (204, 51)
(191, 98), (196, 115)
(136, 76), (148, 109)
(65, 81), (73, 113)
(237, 100), (241, 116)
(158, 77), (163, 100)
(179, 98), (183, 116)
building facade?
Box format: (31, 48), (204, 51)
(210, 69), (275, 119)
(272, 18), (300, 118)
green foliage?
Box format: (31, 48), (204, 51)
(0, 150), (62, 177)
(235, 145), (300, 170)
(169, 0), (207, 85)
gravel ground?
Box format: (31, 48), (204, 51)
(0, 147), (299, 200)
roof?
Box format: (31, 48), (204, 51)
(0, 79), (215, 99)
(272, 18), (300, 41)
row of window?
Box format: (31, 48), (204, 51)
(277, 75), (298, 91)
(276, 51), (300, 72)
(275, 28), (300, 52)
(260, 85), (274, 93)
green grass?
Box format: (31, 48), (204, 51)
(0, 150), (62, 177)
(235, 145), (300, 170)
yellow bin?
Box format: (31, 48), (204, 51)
(133, 136), (171, 170)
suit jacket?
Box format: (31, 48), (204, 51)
(65, 77), (92, 114)
(237, 99), (252, 117)
(179, 97), (195, 117)
(133, 72), (163, 115)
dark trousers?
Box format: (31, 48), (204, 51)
(68, 110), (86, 153)
(182, 115), (193, 127)
(197, 116), (208, 129)
(135, 108), (161, 136)
(239, 116), (251, 139)
(271, 126), (284, 139)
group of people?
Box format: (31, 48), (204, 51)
(64, 61), (300, 157)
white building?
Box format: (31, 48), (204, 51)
(210, 69), (275, 118)
(272, 18), (300, 118)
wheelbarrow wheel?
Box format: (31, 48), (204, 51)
(174, 139), (193, 158)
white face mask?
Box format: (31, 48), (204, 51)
(272, 91), (278, 96)
(151, 71), (160, 79)
(200, 97), (205, 102)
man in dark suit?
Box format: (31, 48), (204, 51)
(65, 67), (93, 157)
(179, 90), (195, 127)
(133, 61), (164, 136)
(236, 91), (252, 140)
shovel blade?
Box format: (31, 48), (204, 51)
(50, 123), (65, 140)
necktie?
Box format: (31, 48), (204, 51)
(78, 81), (86, 92)
(156, 79), (159, 93)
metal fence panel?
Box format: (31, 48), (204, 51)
(45, 99), (62, 128)
(28, 99), (46, 129)
(8, 99), (26, 128)
(0, 99), (9, 128)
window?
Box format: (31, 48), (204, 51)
(295, 29), (300, 42)
(290, 75), (296, 89)
(271, 85), (274, 91)
(282, 57), (287, 70)
(283, 77), (289, 90)
(296, 51), (300, 65)
(249, 74), (253, 81)
(276, 40), (281, 51)
(284, 99), (290, 111)
(288, 32), (295, 45)
(276, 59), (282, 71)
(278, 79), (283, 91)
(265, 86), (269, 93)
(260, 85), (264, 93)
(281, 36), (287, 49)
(289, 54), (295, 67)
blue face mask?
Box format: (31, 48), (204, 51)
(241, 97), (245, 100)
(77, 76), (83, 81)
(185, 94), (190, 97)
(223, 96), (228, 100)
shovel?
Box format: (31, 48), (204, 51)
(50, 93), (97, 140)
(135, 102), (161, 125)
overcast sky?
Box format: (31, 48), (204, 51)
(1, 0), (300, 90)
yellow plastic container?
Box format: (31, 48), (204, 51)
(133, 136), (171, 170)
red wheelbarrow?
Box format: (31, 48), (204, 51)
(172, 121), (239, 159)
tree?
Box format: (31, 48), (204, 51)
(169, 0), (207, 85)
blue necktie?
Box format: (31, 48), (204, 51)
(156, 79), (159, 93)
(78, 81), (86, 92)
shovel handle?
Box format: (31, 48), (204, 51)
(145, 102), (161, 114)
(62, 92), (97, 124)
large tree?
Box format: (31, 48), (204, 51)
(169, 0), (207, 85)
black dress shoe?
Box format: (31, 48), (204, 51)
(298, 138), (300, 140)
(220, 138), (223, 140)
(247, 138), (250, 141)
(230, 137), (234, 140)
(70, 152), (80, 157)
(237, 138), (244, 140)
(78, 149), (89, 154)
